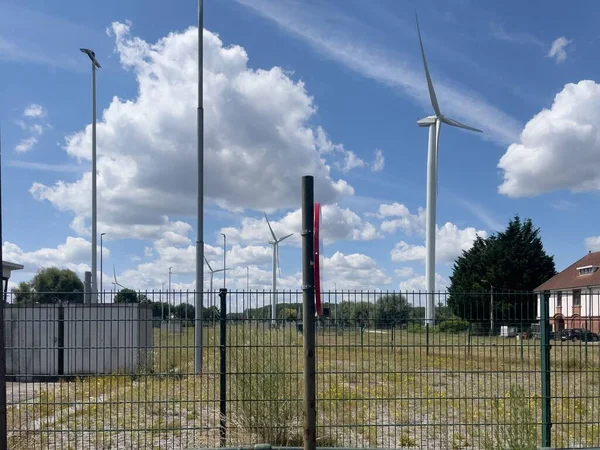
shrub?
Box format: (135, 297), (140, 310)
(439, 318), (470, 334)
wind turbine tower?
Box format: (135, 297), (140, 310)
(416, 16), (482, 325)
(264, 213), (293, 326)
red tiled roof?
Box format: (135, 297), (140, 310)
(536, 251), (600, 291)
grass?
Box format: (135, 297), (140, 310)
(6, 323), (600, 449)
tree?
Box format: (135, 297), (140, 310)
(12, 267), (84, 304)
(374, 293), (411, 328)
(448, 216), (556, 324)
(174, 302), (195, 320)
(114, 288), (139, 304)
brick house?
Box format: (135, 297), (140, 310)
(536, 251), (600, 333)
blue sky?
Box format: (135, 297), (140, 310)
(2, 0), (600, 294)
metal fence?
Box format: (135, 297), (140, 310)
(2, 289), (600, 449)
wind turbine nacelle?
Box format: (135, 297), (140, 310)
(417, 116), (437, 127)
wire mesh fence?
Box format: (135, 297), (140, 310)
(2, 289), (600, 449)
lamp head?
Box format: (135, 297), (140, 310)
(80, 48), (101, 68)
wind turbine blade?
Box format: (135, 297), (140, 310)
(214, 268), (226, 273)
(435, 119), (441, 195)
(203, 255), (213, 273)
(441, 116), (482, 133)
(113, 263), (118, 284)
(416, 15), (441, 117)
(264, 213), (278, 241)
(277, 245), (281, 278)
(278, 233), (294, 243)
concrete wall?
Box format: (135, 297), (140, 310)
(5, 305), (59, 378)
(4, 303), (153, 379)
(64, 304), (153, 375)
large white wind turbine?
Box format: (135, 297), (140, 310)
(415, 16), (482, 325)
(264, 213), (293, 326)
(204, 255), (225, 308)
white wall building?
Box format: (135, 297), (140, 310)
(536, 251), (600, 332)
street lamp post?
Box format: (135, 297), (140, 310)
(100, 233), (106, 301)
(80, 48), (101, 300)
(221, 233), (226, 289)
(482, 279), (494, 336)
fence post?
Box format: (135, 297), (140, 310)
(301, 175), (316, 450)
(540, 290), (552, 447)
(426, 323), (430, 356)
(219, 288), (227, 447)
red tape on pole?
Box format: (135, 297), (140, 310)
(314, 203), (322, 317)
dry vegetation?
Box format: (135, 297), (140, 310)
(6, 324), (600, 449)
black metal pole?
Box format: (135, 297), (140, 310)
(219, 288), (227, 446)
(0, 122), (7, 450)
(301, 176), (316, 450)
(540, 290), (552, 447)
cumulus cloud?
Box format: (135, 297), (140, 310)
(30, 23), (355, 239)
(2, 237), (108, 279)
(371, 149), (384, 172)
(377, 203), (425, 236)
(395, 267), (415, 278)
(390, 222), (485, 264)
(399, 272), (449, 293)
(548, 37), (572, 63)
(499, 80), (600, 197)
(585, 237), (600, 252)
(219, 203), (380, 246)
(321, 251), (392, 290)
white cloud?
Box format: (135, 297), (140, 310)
(15, 136), (38, 153)
(2, 237), (109, 279)
(219, 203), (380, 246)
(321, 251), (392, 290)
(499, 80), (600, 197)
(23, 104), (45, 118)
(390, 222), (485, 264)
(377, 203), (426, 236)
(339, 150), (366, 173)
(395, 267), (415, 278)
(489, 23), (544, 48)
(399, 272), (449, 293)
(548, 37), (572, 63)
(371, 149), (384, 172)
(585, 237), (600, 252)
(30, 23), (355, 239)
(237, 0), (522, 145)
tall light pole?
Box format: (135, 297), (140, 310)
(221, 233), (226, 289)
(482, 279), (494, 336)
(80, 48), (101, 298)
(195, 0), (205, 374)
(80, 48), (101, 300)
(100, 232), (106, 300)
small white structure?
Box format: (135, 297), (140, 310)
(500, 326), (518, 337)
(5, 303), (153, 380)
(2, 260), (24, 301)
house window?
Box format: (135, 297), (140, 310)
(573, 289), (581, 307)
(556, 291), (562, 308)
(577, 265), (596, 275)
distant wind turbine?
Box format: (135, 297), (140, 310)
(415, 16), (482, 326)
(264, 213), (293, 326)
(112, 263), (127, 292)
(204, 255), (225, 308)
